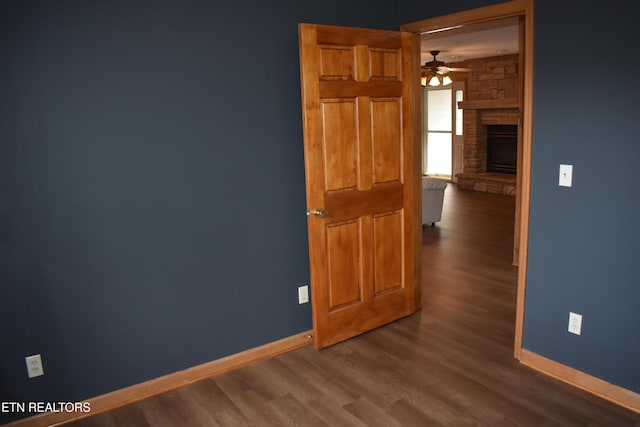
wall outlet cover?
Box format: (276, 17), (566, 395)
(298, 285), (309, 304)
(26, 354), (44, 378)
(568, 312), (582, 335)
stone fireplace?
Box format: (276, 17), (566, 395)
(455, 54), (519, 196)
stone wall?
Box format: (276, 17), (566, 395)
(466, 54), (519, 101)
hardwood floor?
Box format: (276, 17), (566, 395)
(66, 184), (640, 426)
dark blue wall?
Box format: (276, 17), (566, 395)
(524, 0), (640, 393)
(0, 0), (396, 423)
(399, 0), (640, 394)
(398, 0), (504, 23)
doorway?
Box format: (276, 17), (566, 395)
(402, 0), (534, 359)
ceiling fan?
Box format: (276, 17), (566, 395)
(421, 50), (469, 87)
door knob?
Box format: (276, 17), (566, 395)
(306, 208), (328, 218)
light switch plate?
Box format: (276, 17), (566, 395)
(559, 164), (573, 187)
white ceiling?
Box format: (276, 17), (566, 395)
(420, 17), (519, 66)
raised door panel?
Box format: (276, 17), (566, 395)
(370, 49), (401, 81)
(371, 98), (402, 184)
(373, 211), (403, 295)
(326, 221), (362, 310)
(319, 46), (354, 80)
(321, 99), (358, 192)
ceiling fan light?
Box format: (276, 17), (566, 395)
(442, 75), (453, 85)
(428, 75), (440, 87)
(421, 76), (427, 87)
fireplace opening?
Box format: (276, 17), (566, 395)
(487, 124), (517, 174)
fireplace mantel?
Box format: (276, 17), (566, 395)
(458, 98), (518, 110)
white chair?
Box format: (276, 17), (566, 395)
(422, 177), (447, 226)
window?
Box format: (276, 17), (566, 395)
(422, 86), (464, 178)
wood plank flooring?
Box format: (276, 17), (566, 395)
(66, 184), (640, 426)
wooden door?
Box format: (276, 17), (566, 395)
(299, 23), (420, 349)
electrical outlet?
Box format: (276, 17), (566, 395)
(298, 285), (309, 304)
(568, 312), (582, 335)
(25, 354), (44, 378)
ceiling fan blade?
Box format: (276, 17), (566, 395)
(442, 67), (471, 72)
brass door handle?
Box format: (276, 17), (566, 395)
(306, 208), (328, 218)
